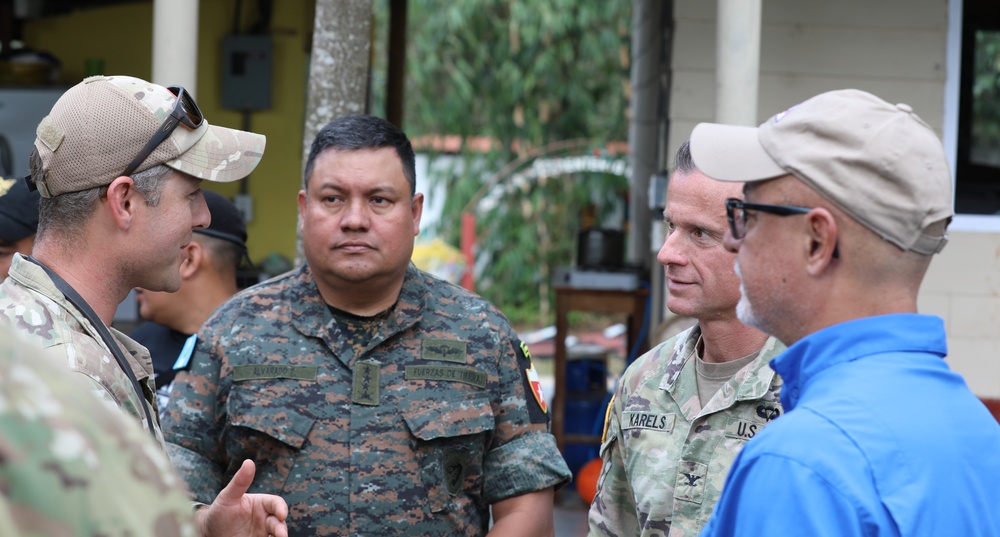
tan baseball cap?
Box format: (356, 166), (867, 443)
(31, 75), (266, 198)
(689, 89), (953, 255)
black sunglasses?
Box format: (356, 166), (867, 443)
(725, 198), (840, 259)
(121, 85), (204, 178)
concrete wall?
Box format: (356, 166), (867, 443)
(669, 0), (1000, 397)
(670, 0), (949, 152)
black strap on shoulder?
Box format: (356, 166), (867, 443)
(25, 256), (158, 440)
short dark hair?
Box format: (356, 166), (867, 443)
(671, 139), (697, 177)
(303, 115), (416, 195)
(195, 233), (245, 276)
(35, 161), (170, 243)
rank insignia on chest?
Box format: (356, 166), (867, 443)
(352, 361), (381, 406)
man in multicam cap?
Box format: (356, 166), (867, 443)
(163, 114), (572, 536)
(691, 89), (1000, 536)
(0, 174), (40, 279)
(0, 75), (287, 537)
(588, 140), (784, 537)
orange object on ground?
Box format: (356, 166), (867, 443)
(576, 457), (603, 506)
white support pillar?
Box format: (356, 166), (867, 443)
(715, 0), (761, 125)
(152, 0), (199, 94)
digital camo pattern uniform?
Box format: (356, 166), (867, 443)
(163, 263), (571, 536)
(0, 324), (195, 536)
(0, 254), (164, 447)
(588, 326), (785, 536)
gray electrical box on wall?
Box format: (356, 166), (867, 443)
(222, 34), (273, 110)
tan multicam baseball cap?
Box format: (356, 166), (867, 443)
(689, 89), (953, 255)
(31, 75), (265, 198)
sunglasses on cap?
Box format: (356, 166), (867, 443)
(121, 85), (204, 178)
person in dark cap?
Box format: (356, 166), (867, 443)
(0, 176), (40, 279)
(133, 189), (249, 415)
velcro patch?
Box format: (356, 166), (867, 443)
(724, 417), (762, 440)
(443, 447), (468, 496)
(352, 361), (381, 406)
(232, 364), (318, 382)
(405, 365), (487, 388)
(622, 411), (675, 432)
(36, 116), (63, 152)
(421, 338), (467, 363)
(675, 460), (708, 504)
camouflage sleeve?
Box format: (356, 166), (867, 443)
(161, 332), (227, 503)
(481, 336), (571, 504)
(0, 327), (196, 536)
(588, 382), (641, 535)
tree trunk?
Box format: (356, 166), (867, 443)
(297, 0), (373, 266)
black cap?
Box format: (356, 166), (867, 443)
(0, 177), (40, 242)
(195, 190), (247, 248)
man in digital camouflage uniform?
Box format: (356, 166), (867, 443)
(588, 140), (785, 536)
(0, 323), (197, 536)
(0, 75), (287, 536)
(163, 114), (572, 536)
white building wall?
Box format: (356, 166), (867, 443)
(670, 0), (1000, 397)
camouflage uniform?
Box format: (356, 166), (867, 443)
(163, 263), (571, 536)
(0, 322), (196, 536)
(588, 325), (784, 536)
(0, 254), (164, 447)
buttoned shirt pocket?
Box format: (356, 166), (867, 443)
(225, 385), (316, 491)
(402, 397), (496, 513)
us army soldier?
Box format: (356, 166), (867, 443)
(588, 140), (785, 536)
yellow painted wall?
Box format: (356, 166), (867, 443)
(22, 0), (313, 265)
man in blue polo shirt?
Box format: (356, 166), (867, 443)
(690, 89), (1000, 536)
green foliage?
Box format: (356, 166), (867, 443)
(972, 30), (1000, 166)
(373, 0), (632, 326)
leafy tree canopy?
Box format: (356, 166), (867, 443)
(372, 0), (632, 326)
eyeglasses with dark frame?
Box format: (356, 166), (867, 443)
(725, 198), (840, 259)
(121, 85), (204, 178)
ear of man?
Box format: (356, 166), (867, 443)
(803, 207), (839, 277)
(105, 176), (141, 231)
(180, 241), (203, 280)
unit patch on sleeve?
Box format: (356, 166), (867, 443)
(514, 340), (549, 424)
